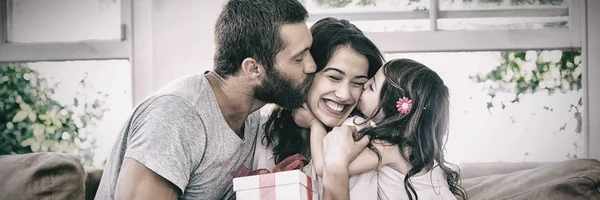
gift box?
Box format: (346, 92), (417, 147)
(232, 154), (319, 200)
(233, 169), (318, 200)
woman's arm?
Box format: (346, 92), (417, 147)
(321, 126), (370, 200)
(323, 162), (351, 200)
(309, 121), (327, 177)
(292, 104), (327, 176)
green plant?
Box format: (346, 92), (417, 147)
(0, 63), (108, 165)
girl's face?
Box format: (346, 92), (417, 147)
(306, 45), (369, 127)
(359, 66), (386, 122)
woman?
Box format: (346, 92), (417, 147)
(253, 17), (384, 196)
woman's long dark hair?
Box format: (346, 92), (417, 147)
(356, 59), (467, 200)
(262, 17), (384, 164)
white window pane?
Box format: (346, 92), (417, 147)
(307, 19), (429, 32)
(7, 0), (121, 43)
(386, 51), (583, 163)
(353, 19), (429, 32)
(438, 16), (568, 31)
(306, 0), (429, 13)
(25, 60), (131, 167)
(440, 0), (568, 10)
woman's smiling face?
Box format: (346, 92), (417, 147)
(306, 45), (369, 127)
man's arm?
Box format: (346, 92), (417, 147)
(115, 158), (179, 200)
(112, 96), (205, 200)
(321, 126), (370, 200)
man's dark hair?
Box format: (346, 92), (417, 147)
(214, 0), (309, 78)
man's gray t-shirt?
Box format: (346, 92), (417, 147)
(95, 73), (260, 200)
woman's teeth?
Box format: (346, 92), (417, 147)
(325, 100), (344, 112)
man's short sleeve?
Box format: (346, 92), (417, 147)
(123, 95), (206, 194)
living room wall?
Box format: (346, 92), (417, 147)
(132, 0), (226, 105)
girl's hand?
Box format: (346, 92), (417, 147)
(293, 103), (318, 128)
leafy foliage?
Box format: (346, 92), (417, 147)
(0, 63), (108, 165)
(315, 0), (356, 8)
(470, 50), (582, 158)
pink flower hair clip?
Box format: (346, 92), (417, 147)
(396, 97), (412, 115)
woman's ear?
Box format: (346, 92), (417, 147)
(241, 57), (265, 82)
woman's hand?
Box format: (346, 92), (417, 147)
(323, 126), (369, 168)
(292, 103), (319, 128)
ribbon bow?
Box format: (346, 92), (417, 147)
(231, 153), (307, 178)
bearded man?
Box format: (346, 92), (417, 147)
(95, 0), (316, 199)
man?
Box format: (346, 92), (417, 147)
(95, 0), (316, 199)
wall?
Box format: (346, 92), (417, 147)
(133, 0), (226, 104)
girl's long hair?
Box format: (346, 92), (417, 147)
(356, 59), (467, 200)
(262, 17), (384, 164)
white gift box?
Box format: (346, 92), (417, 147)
(233, 170), (319, 200)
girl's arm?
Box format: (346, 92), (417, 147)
(293, 105), (399, 177)
(347, 141), (399, 175)
(313, 128), (400, 177)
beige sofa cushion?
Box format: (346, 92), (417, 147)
(0, 152), (85, 200)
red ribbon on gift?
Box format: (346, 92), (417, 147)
(231, 154), (313, 200)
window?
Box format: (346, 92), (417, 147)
(305, 0), (430, 13)
(438, 0), (570, 31)
(6, 0), (122, 43)
(305, 0), (587, 162)
(305, 0), (581, 53)
(306, 0), (431, 32)
(0, 0), (131, 62)
(0, 0), (132, 167)
(24, 60), (131, 166)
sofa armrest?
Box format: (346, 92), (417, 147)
(84, 167), (103, 200)
(0, 152), (85, 200)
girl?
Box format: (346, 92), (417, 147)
(296, 59), (467, 200)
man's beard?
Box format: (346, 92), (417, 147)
(254, 67), (313, 110)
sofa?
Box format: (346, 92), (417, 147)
(0, 152), (599, 200)
(0, 153), (103, 200)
